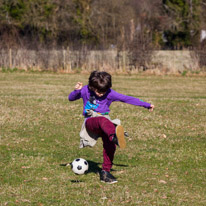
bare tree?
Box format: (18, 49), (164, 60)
(128, 0), (163, 70)
(89, 0), (135, 49)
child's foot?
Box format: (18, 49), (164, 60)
(100, 170), (118, 184)
(112, 125), (126, 149)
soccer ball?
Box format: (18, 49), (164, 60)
(71, 158), (89, 175)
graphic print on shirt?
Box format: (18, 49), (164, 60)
(84, 95), (99, 114)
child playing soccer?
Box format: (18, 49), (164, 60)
(69, 71), (154, 184)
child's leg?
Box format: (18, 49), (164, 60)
(85, 117), (116, 171)
(102, 133), (116, 171)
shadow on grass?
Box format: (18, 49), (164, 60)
(60, 160), (128, 174)
(69, 161), (129, 183)
(59, 161), (102, 174)
(87, 160), (102, 173)
(60, 161), (129, 183)
(87, 160), (128, 173)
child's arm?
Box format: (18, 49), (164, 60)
(149, 104), (155, 112)
(110, 90), (154, 110)
(74, 82), (83, 90)
(68, 82), (83, 101)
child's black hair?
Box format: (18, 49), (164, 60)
(88, 71), (112, 93)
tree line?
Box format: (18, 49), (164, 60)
(0, 0), (206, 50)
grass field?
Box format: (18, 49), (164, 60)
(0, 71), (206, 206)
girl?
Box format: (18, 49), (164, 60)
(69, 71), (154, 184)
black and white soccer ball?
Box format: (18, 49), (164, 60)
(71, 158), (89, 175)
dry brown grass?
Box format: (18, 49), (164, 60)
(0, 72), (205, 205)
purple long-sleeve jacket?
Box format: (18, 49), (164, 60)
(69, 85), (151, 116)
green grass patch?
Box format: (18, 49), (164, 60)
(0, 72), (206, 205)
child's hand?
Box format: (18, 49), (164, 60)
(149, 105), (154, 112)
(74, 82), (83, 90)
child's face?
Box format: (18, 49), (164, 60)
(94, 89), (106, 97)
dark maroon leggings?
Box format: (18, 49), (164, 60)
(85, 116), (116, 171)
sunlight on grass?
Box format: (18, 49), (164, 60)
(0, 72), (206, 205)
